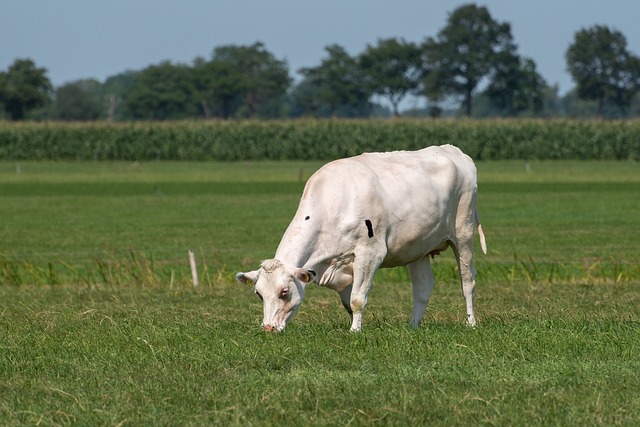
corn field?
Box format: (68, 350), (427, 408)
(1, 119), (639, 161)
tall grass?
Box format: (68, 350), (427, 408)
(3, 250), (639, 288)
(1, 120), (639, 161)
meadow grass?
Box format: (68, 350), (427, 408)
(1, 160), (639, 285)
(1, 160), (639, 425)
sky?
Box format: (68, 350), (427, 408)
(2, 0), (639, 105)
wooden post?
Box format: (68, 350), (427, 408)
(188, 249), (199, 289)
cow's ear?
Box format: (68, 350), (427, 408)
(294, 269), (316, 284)
(236, 270), (259, 286)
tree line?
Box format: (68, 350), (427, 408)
(1, 4), (639, 121)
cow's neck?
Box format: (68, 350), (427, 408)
(274, 221), (333, 274)
(275, 236), (320, 270)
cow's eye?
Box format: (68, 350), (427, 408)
(278, 287), (289, 299)
(255, 291), (263, 301)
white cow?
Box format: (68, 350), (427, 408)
(236, 145), (487, 332)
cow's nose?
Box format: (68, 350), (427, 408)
(263, 324), (277, 333)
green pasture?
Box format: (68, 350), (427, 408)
(1, 160), (639, 285)
(1, 160), (639, 425)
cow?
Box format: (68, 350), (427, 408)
(236, 144), (487, 332)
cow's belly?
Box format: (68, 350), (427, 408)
(379, 219), (451, 267)
(381, 240), (448, 268)
(372, 182), (454, 267)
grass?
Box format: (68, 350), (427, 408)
(1, 283), (638, 425)
(1, 159), (639, 425)
(1, 160), (639, 285)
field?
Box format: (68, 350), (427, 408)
(1, 159), (639, 425)
(2, 120), (640, 161)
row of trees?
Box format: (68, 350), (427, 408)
(2, 4), (639, 121)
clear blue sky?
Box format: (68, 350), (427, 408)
(2, 0), (639, 99)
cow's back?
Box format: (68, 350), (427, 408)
(294, 145), (478, 267)
(345, 145), (477, 219)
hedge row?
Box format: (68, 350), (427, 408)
(1, 119), (639, 161)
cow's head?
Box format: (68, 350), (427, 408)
(236, 259), (316, 332)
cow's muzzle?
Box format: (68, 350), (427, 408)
(262, 324), (284, 333)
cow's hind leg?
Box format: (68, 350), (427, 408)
(453, 191), (484, 327)
(451, 238), (477, 327)
(408, 257), (435, 327)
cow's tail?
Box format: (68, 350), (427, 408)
(474, 208), (488, 255)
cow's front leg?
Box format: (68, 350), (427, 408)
(349, 253), (384, 332)
(408, 257), (435, 327)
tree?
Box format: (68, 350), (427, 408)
(124, 61), (198, 120)
(560, 88), (598, 118)
(540, 84), (563, 117)
(612, 55), (640, 116)
(192, 57), (243, 119)
(211, 42), (291, 118)
(421, 66), (448, 118)
(102, 71), (137, 121)
(423, 4), (515, 117)
(566, 25), (640, 118)
(54, 79), (104, 121)
(358, 38), (422, 117)
(485, 54), (546, 116)
(0, 59), (52, 120)
(298, 44), (371, 117)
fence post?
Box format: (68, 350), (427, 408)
(188, 249), (199, 289)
